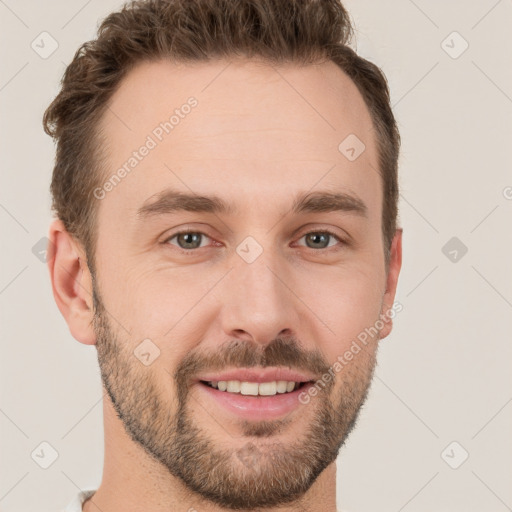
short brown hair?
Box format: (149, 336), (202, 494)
(43, 0), (400, 274)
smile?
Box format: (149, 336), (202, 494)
(201, 380), (308, 396)
(196, 379), (315, 421)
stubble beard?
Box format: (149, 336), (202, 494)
(92, 283), (378, 510)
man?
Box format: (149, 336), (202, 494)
(44, 0), (402, 510)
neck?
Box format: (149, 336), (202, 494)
(83, 398), (339, 512)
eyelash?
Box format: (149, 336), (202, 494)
(163, 228), (346, 254)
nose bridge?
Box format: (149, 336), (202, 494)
(221, 241), (298, 344)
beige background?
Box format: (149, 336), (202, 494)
(1, 1), (511, 511)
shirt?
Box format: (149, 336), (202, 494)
(63, 490), (96, 511)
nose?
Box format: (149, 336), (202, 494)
(219, 246), (301, 347)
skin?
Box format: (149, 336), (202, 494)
(48, 58), (402, 512)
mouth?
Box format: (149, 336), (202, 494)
(200, 379), (310, 396)
(195, 375), (316, 421)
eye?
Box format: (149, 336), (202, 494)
(163, 228), (346, 253)
(165, 230), (212, 250)
(296, 230), (344, 250)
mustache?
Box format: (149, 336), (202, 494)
(174, 337), (331, 391)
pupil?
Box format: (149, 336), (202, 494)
(307, 233), (328, 249)
(179, 232), (201, 249)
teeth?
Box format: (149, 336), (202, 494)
(207, 380), (302, 395)
(276, 380), (288, 393)
(240, 382), (259, 396)
(258, 381), (277, 396)
(226, 380), (241, 393)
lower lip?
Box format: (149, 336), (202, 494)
(195, 381), (313, 421)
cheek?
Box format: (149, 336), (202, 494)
(297, 264), (384, 361)
(99, 265), (224, 361)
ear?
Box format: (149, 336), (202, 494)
(379, 228), (403, 340)
(47, 219), (96, 345)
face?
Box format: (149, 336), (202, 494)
(88, 58), (400, 509)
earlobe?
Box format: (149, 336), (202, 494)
(47, 219), (97, 345)
(379, 228), (403, 340)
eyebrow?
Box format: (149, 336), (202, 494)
(137, 189), (236, 218)
(291, 190), (367, 217)
(136, 188), (367, 219)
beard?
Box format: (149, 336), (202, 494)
(92, 280), (378, 510)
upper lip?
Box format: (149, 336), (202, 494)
(195, 367), (316, 384)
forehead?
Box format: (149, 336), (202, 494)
(97, 58), (381, 223)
